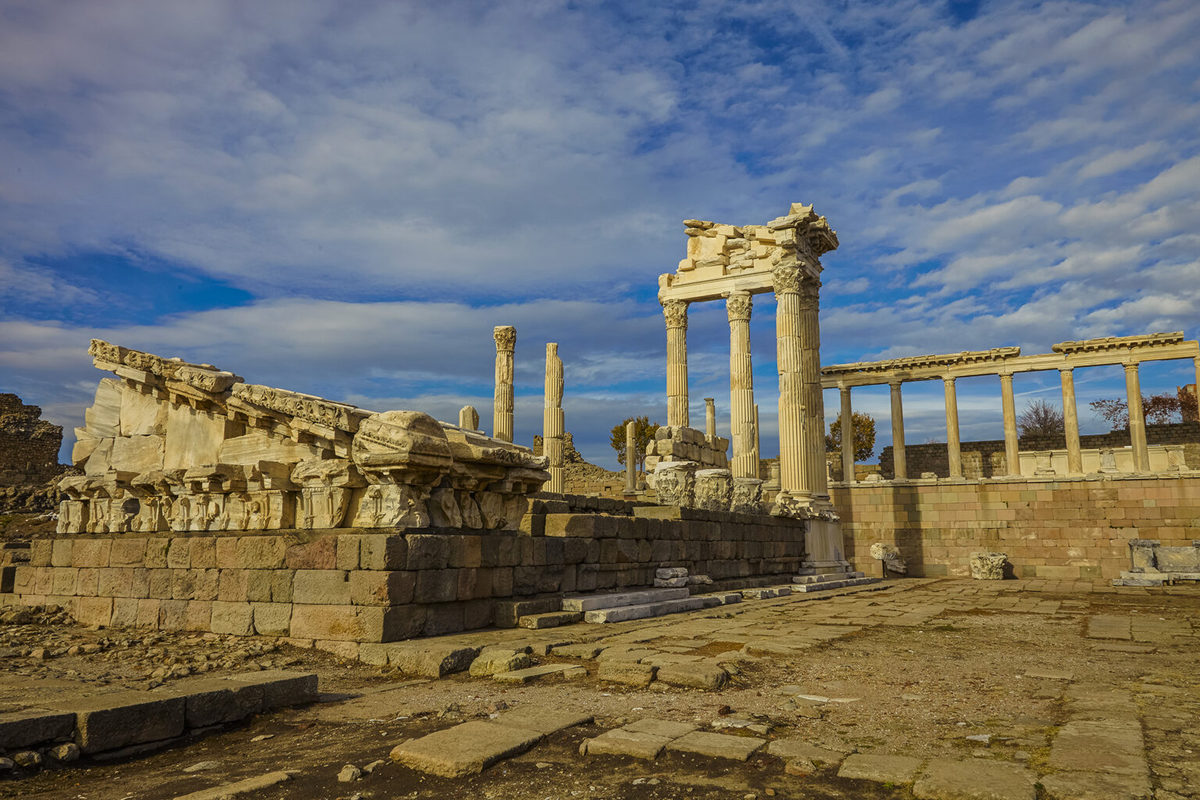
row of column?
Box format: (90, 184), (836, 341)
(837, 359), (1189, 481)
(662, 265), (827, 505)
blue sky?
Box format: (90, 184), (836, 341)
(2, 0), (1198, 469)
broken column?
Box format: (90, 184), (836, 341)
(543, 343), (564, 494)
(663, 299), (689, 428)
(727, 290), (757, 480)
(459, 405), (479, 431)
(705, 397), (716, 443)
(625, 419), (636, 494)
(493, 325), (516, 443)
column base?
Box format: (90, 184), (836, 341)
(770, 491), (838, 520)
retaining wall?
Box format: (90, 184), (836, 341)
(831, 475), (1200, 580)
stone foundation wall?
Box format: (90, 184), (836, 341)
(0, 393), (65, 487)
(832, 475), (1200, 580)
(5, 503), (806, 656)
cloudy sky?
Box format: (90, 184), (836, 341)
(2, 0), (1198, 469)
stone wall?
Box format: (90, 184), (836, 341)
(6, 501), (808, 656)
(0, 393), (65, 487)
(831, 475), (1200, 580)
(879, 422), (1200, 479)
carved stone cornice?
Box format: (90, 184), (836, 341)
(726, 291), (752, 323)
(662, 299), (689, 329)
(493, 326), (516, 351)
(1052, 332), (1184, 354)
(89, 339), (242, 394)
(823, 347), (1022, 376)
(231, 383), (367, 433)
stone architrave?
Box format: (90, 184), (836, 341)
(726, 291), (757, 480)
(730, 477), (763, 515)
(625, 420), (637, 494)
(543, 343), (565, 494)
(653, 461), (696, 508)
(493, 326), (516, 443)
(459, 405), (479, 431)
(694, 469), (732, 511)
(663, 300), (690, 428)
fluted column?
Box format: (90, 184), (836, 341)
(1000, 373), (1019, 476)
(705, 397), (716, 443)
(840, 385), (854, 483)
(944, 376), (961, 478)
(753, 403), (761, 474)
(543, 343), (564, 493)
(773, 266), (825, 501)
(493, 326), (515, 442)
(663, 299), (690, 428)
(727, 290), (757, 479)
(1060, 367), (1082, 475)
(625, 420), (637, 494)
(890, 381), (906, 480)
(1125, 363), (1149, 472)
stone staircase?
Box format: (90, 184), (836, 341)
(792, 570), (877, 593)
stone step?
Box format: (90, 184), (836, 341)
(518, 611), (583, 630)
(792, 571), (866, 585)
(791, 576), (878, 593)
(561, 588), (690, 613)
(741, 586), (792, 600)
(494, 597), (562, 628)
(583, 595), (722, 624)
(493, 664), (586, 684)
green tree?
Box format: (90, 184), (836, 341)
(610, 416), (660, 472)
(825, 411), (876, 462)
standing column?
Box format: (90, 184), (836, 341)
(625, 420), (637, 494)
(1060, 367), (1082, 475)
(1000, 373), (1020, 476)
(773, 266), (826, 501)
(944, 376), (962, 478)
(890, 381), (907, 480)
(493, 326), (516, 442)
(753, 403), (761, 474)
(839, 385), (854, 483)
(663, 299), (690, 428)
(727, 290), (757, 479)
(543, 343), (564, 493)
(1125, 363), (1149, 472)
(704, 398), (716, 443)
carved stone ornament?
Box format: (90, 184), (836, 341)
(726, 291), (752, 322)
(771, 265), (803, 295)
(730, 477), (764, 515)
(653, 461), (696, 507)
(232, 384), (365, 433)
(494, 325), (516, 351)
(661, 299), (689, 329)
(694, 469), (733, 511)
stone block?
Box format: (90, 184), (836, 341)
(120, 386), (168, 436)
(414, 568), (459, 604)
(210, 601), (253, 636)
(492, 706), (593, 736)
(84, 378), (122, 438)
(217, 569), (248, 602)
(166, 538), (192, 569)
(285, 537), (337, 570)
(405, 535), (449, 570)
(236, 536), (287, 569)
(289, 604), (389, 642)
(252, 602), (292, 636)
(656, 661), (729, 690)
(111, 597), (138, 627)
(389, 720), (541, 778)
(52, 567), (78, 596)
(169, 678), (265, 728)
(912, 759), (1035, 800)
(144, 538), (169, 568)
(163, 404), (242, 470)
(51, 539), (73, 567)
(422, 602), (465, 635)
(582, 729), (671, 760)
(226, 670), (318, 709)
(109, 539), (147, 567)
(598, 661), (658, 687)
(448, 536), (482, 568)
(75, 692), (186, 753)
(31, 539), (52, 567)
(216, 430), (323, 465)
(136, 598), (161, 628)
(0, 710), (76, 750)
(157, 599), (188, 630)
(360, 535), (408, 570)
(186, 600), (212, 631)
(214, 537), (238, 569)
(109, 434), (165, 474)
(293, 570), (351, 605)
(665, 731), (765, 761)
(190, 538), (216, 568)
(838, 754), (923, 785)
(72, 539), (111, 568)
(390, 644), (482, 677)
(336, 534), (360, 570)
(350, 570), (414, 606)
(98, 568), (134, 598)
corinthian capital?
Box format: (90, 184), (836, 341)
(662, 299), (689, 329)
(771, 265), (802, 295)
(493, 325), (516, 351)
(726, 290), (752, 323)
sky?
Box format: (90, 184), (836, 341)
(2, 0), (1198, 470)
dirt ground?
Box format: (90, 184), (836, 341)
(4, 578), (1199, 800)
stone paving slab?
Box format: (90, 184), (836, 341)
(493, 664), (585, 684)
(389, 720), (543, 777)
(1086, 615), (1131, 640)
(1039, 769), (1152, 800)
(623, 719), (697, 738)
(75, 691), (187, 754)
(765, 739), (848, 767)
(173, 770), (294, 800)
(581, 729), (673, 760)
(0, 709), (75, 750)
(664, 731), (765, 761)
(655, 661), (729, 690)
(1048, 719), (1147, 775)
(493, 705), (593, 736)
(837, 753), (924, 784)
(912, 759), (1036, 800)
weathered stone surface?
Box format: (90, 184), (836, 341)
(0, 710), (75, 750)
(493, 706), (593, 736)
(390, 645), (482, 678)
(168, 679), (265, 728)
(389, 720), (542, 777)
(469, 648), (533, 677)
(912, 759), (1036, 800)
(173, 771), (293, 800)
(75, 692), (187, 753)
(837, 754), (923, 784)
(493, 664), (585, 684)
(656, 661), (729, 690)
(1039, 770), (1152, 800)
(969, 552), (1007, 580)
(597, 660), (658, 687)
(665, 731), (765, 761)
(766, 739), (847, 767)
(581, 729), (671, 760)
(625, 719), (697, 738)
(225, 670), (318, 709)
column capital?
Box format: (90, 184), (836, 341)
(888, 380), (903, 389)
(1124, 362), (1140, 373)
(726, 290), (752, 322)
(1059, 366), (1074, 375)
(662, 298), (689, 329)
(493, 325), (516, 351)
(943, 375), (956, 386)
(999, 372), (1014, 383)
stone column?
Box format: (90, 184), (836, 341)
(727, 290), (757, 479)
(1060, 367), (1082, 475)
(753, 403), (761, 474)
(889, 381), (906, 480)
(944, 377), (962, 478)
(705, 398), (716, 443)
(1000, 373), (1019, 476)
(839, 385), (854, 483)
(543, 343), (564, 494)
(493, 326), (516, 442)
(773, 266), (826, 501)
(1125, 363), (1149, 472)
(625, 420), (637, 494)
(663, 299), (690, 428)
(459, 405), (479, 431)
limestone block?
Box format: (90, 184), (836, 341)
(217, 431), (325, 465)
(120, 387), (168, 436)
(414, 569), (459, 604)
(296, 487), (352, 529)
(350, 570), (415, 606)
(163, 404), (243, 470)
(252, 602), (293, 636)
(289, 604), (391, 642)
(82, 439), (115, 476)
(211, 601), (254, 635)
(57, 500), (88, 534)
(235, 536), (288, 569)
(360, 535), (408, 570)
(293, 570), (352, 605)
(969, 552), (1008, 580)
(84, 378), (123, 438)
(284, 538), (337, 570)
(77, 596), (114, 627)
(225, 670), (318, 709)
(406, 535), (449, 570)
(74, 692), (186, 754)
(72, 539), (111, 568)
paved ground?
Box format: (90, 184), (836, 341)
(6, 577), (1200, 799)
